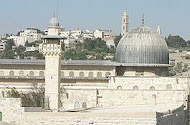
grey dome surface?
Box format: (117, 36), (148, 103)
(49, 17), (59, 27)
(116, 26), (169, 65)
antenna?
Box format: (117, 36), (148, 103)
(142, 14), (145, 26)
(56, 0), (59, 19)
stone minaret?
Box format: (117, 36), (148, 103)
(121, 10), (129, 36)
(157, 25), (161, 35)
(42, 17), (64, 112)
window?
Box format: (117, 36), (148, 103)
(19, 71), (24, 77)
(88, 72), (94, 78)
(61, 71), (64, 78)
(9, 71), (14, 77)
(133, 86), (139, 90)
(74, 101), (80, 109)
(69, 71), (74, 77)
(166, 84), (172, 90)
(39, 71), (44, 78)
(82, 102), (87, 109)
(150, 86), (155, 91)
(105, 72), (111, 77)
(0, 71), (4, 77)
(117, 86), (122, 89)
(79, 72), (84, 78)
(97, 72), (102, 78)
(29, 71), (34, 77)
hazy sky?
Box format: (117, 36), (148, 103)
(0, 0), (190, 40)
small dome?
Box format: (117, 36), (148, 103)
(116, 26), (169, 64)
(49, 17), (59, 27)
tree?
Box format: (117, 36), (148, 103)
(165, 35), (187, 48)
(1, 39), (15, 59)
(114, 35), (122, 47)
(15, 45), (26, 59)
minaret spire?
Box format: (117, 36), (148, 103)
(142, 14), (145, 26)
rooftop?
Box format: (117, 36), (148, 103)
(0, 59), (170, 67)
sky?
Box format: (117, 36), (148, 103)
(0, 0), (190, 40)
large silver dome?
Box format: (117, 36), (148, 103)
(116, 26), (169, 64)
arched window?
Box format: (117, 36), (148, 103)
(19, 71), (24, 77)
(88, 72), (94, 78)
(29, 71), (34, 77)
(0, 71), (4, 77)
(150, 86), (155, 91)
(97, 72), (102, 78)
(79, 72), (84, 78)
(74, 101), (80, 109)
(82, 102), (87, 109)
(166, 84), (172, 90)
(133, 86), (139, 90)
(69, 71), (74, 77)
(105, 72), (111, 77)
(9, 71), (14, 78)
(117, 86), (122, 89)
(61, 71), (64, 78)
(39, 71), (44, 78)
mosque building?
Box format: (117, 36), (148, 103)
(0, 10), (189, 125)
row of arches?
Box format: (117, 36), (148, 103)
(61, 71), (111, 78)
(1, 70), (111, 78)
(8, 71), (44, 78)
(117, 84), (173, 90)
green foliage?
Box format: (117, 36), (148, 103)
(0, 39), (15, 59)
(109, 45), (116, 54)
(64, 49), (87, 60)
(6, 87), (20, 98)
(182, 68), (188, 72)
(64, 38), (114, 60)
(114, 35), (122, 47)
(169, 61), (175, 66)
(25, 50), (44, 59)
(6, 84), (45, 107)
(185, 55), (190, 59)
(169, 70), (176, 76)
(174, 62), (183, 73)
(15, 45), (26, 59)
(25, 41), (36, 47)
(84, 38), (109, 53)
(165, 35), (187, 48)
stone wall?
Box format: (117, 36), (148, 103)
(109, 77), (189, 91)
(0, 98), (24, 123)
(61, 89), (187, 110)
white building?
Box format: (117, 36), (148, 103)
(60, 31), (71, 38)
(8, 28), (43, 47)
(94, 29), (114, 39)
(0, 41), (6, 51)
(25, 46), (39, 52)
(8, 36), (25, 46)
(20, 28), (42, 43)
(83, 30), (94, 39)
(70, 30), (82, 39)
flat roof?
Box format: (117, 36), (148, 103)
(0, 59), (171, 67)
